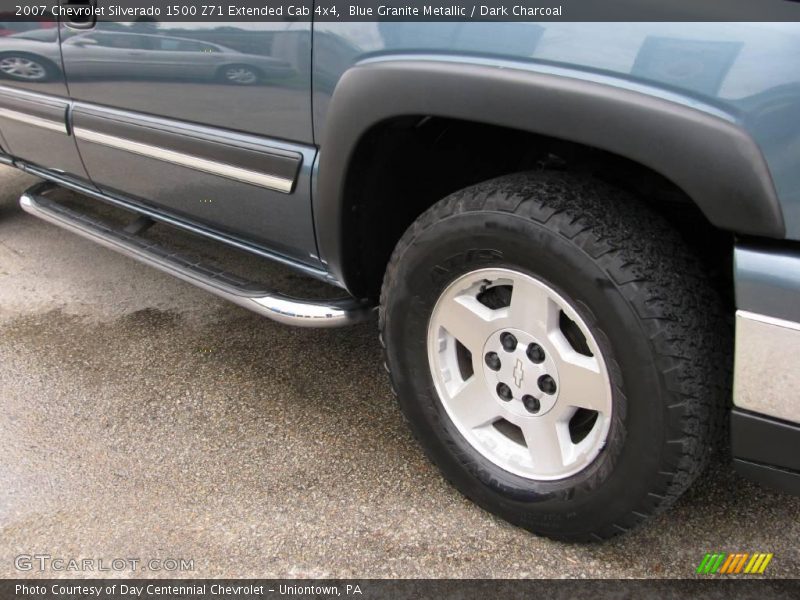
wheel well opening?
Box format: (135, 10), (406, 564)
(343, 115), (733, 300)
(341, 116), (732, 303)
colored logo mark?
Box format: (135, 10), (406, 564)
(696, 552), (773, 575)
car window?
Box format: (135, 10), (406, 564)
(156, 38), (218, 53)
(10, 28), (59, 42)
(0, 21), (52, 34)
(88, 33), (155, 50)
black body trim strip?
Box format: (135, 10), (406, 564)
(732, 409), (800, 475)
(733, 460), (800, 496)
(315, 61), (785, 293)
(0, 86), (302, 193)
(0, 86), (68, 133)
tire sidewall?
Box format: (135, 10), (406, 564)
(383, 210), (669, 534)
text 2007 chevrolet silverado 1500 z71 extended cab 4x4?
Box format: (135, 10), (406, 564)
(1, 8), (799, 541)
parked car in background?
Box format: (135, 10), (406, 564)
(0, 28), (296, 84)
(0, 15), (56, 37)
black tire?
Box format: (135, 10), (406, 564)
(379, 170), (730, 541)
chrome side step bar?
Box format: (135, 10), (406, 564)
(20, 182), (373, 327)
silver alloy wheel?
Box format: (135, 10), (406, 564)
(224, 66), (257, 84)
(427, 268), (613, 481)
(0, 57), (46, 81)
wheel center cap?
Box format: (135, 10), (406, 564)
(482, 328), (560, 417)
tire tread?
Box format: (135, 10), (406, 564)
(379, 170), (730, 541)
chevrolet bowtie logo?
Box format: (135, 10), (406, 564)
(513, 358), (524, 388)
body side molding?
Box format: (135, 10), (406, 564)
(72, 103), (302, 194)
(314, 60), (785, 291)
(0, 84), (87, 178)
(0, 85), (70, 128)
(74, 127), (295, 193)
(0, 107), (66, 134)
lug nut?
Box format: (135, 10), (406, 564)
(500, 332), (517, 352)
(526, 343), (545, 364)
(496, 383), (513, 401)
(484, 352), (501, 371)
(538, 374), (557, 395)
(522, 395), (541, 414)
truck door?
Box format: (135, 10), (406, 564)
(0, 20), (90, 184)
(59, 14), (320, 266)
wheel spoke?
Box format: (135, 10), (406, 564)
(447, 374), (502, 430)
(552, 346), (609, 413)
(506, 276), (559, 338)
(436, 294), (497, 353)
(519, 416), (570, 475)
(427, 267), (613, 481)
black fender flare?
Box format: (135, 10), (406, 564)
(314, 60), (785, 291)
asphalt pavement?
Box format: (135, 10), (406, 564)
(1, 165), (798, 579)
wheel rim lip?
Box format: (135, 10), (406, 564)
(0, 57), (45, 79)
(426, 267), (613, 481)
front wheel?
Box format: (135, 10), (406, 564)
(0, 54), (54, 82)
(380, 171), (729, 541)
(219, 64), (260, 85)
